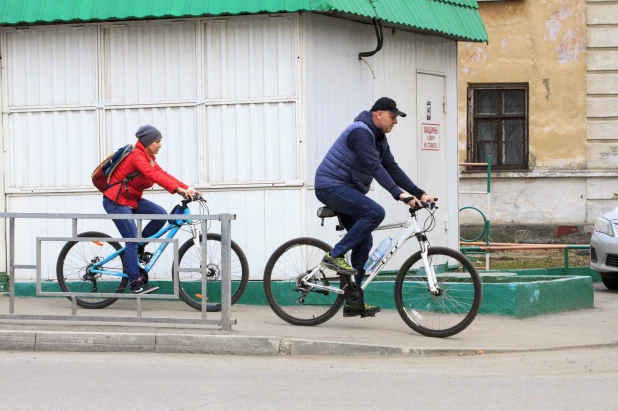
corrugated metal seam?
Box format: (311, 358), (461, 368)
(0, 0), (488, 42)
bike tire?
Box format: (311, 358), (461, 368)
(56, 231), (128, 309)
(175, 234), (249, 312)
(394, 246), (482, 338)
(263, 237), (345, 326)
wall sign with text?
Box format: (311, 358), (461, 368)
(421, 123), (440, 151)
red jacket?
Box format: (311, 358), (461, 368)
(104, 141), (188, 208)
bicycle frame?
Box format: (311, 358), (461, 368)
(299, 213), (440, 295)
(89, 208), (201, 277)
(361, 216), (439, 293)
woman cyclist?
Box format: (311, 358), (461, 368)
(102, 124), (201, 294)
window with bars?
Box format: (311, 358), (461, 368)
(467, 84), (529, 170)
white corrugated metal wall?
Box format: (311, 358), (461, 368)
(1, 13), (458, 281)
(304, 13), (459, 272)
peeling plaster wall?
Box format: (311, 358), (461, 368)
(458, 176), (618, 224)
(460, 178), (586, 224)
(457, 1), (596, 228)
(458, 0), (587, 170)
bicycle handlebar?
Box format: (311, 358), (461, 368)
(181, 194), (205, 206)
(399, 197), (439, 212)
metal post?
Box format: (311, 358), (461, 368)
(36, 237), (41, 295)
(201, 220), (207, 320)
(8, 218), (15, 314)
(220, 214), (232, 331)
(72, 218), (78, 237)
(485, 155), (492, 271)
(173, 237), (179, 298)
(136, 219), (143, 319)
(564, 248), (569, 275)
(71, 296), (77, 316)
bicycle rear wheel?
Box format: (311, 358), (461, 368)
(175, 234), (249, 312)
(394, 246), (482, 338)
(56, 231), (128, 309)
(263, 237), (345, 326)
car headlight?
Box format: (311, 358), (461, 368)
(594, 217), (614, 237)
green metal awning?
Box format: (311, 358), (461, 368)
(0, 0), (488, 42)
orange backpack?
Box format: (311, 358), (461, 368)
(92, 144), (141, 192)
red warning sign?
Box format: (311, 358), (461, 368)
(421, 123), (440, 151)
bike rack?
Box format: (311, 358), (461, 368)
(0, 212), (236, 330)
(459, 155), (492, 270)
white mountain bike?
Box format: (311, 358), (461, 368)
(263, 200), (482, 338)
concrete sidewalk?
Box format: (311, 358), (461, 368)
(1, 283), (616, 356)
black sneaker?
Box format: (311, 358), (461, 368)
(321, 252), (357, 276)
(343, 303), (381, 318)
(130, 279), (159, 294)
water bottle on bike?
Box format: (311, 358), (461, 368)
(364, 237), (392, 272)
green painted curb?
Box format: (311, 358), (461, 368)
(13, 280), (245, 304)
(0, 272), (7, 292)
(13, 274), (594, 318)
(480, 267), (601, 282)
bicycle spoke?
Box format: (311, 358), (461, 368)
(177, 235), (248, 310)
(56, 233), (128, 309)
(395, 247), (482, 338)
(265, 239), (343, 325)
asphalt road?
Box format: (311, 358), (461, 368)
(0, 347), (615, 410)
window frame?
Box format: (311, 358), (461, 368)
(467, 83), (529, 171)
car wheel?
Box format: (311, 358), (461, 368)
(601, 276), (618, 290)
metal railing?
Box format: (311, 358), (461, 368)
(0, 212), (236, 330)
(460, 242), (590, 274)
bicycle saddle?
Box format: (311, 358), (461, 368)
(317, 206), (338, 219)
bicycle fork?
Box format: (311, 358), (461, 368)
(190, 224), (202, 257)
(419, 240), (441, 295)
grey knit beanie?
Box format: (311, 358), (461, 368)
(135, 124), (162, 147)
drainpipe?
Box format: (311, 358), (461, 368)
(358, 19), (384, 60)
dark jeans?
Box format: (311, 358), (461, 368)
(102, 196), (167, 283)
(315, 186), (385, 286)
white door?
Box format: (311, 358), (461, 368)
(416, 72), (447, 247)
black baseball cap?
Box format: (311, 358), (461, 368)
(371, 97), (407, 117)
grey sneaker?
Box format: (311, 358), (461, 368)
(321, 252), (357, 276)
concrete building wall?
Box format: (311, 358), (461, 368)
(586, 0), (618, 214)
(457, 0), (614, 242)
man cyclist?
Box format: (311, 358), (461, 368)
(315, 97), (435, 318)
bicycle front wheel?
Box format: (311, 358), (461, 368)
(56, 231), (128, 309)
(175, 234), (249, 312)
(394, 246), (482, 338)
(263, 237), (345, 326)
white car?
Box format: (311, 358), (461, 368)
(590, 208), (618, 290)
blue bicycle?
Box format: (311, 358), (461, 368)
(55, 195), (249, 311)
